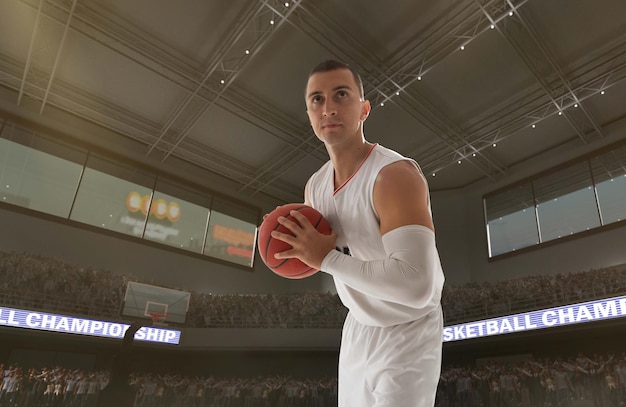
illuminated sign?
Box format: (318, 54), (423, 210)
(211, 224), (255, 259)
(0, 307), (181, 345)
(125, 192), (181, 222)
(443, 295), (626, 342)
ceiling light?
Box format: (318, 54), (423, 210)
(490, 24), (495, 29)
(220, 79), (225, 84)
(574, 103), (578, 107)
(532, 124), (536, 128)
(601, 91), (605, 95)
(284, 2), (289, 6)
(509, 11), (513, 16)
(396, 91), (400, 96)
(270, 20), (275, 25)
(245, 50), (250, 55)
(432, 173), (436, 177)
(472, 153), (476, 157)
(417, 76), (422, 81)
(457, 160), (462, 164)
(380, 102), (384, 106)
(558, 111), (562, 115)
(460, 45), (465, 51)
(492, 143), (497, 147)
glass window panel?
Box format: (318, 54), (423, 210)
(205, 210), (257, 267)
(484, 182), (537, 257)
(154, 178), (213, 208)
(211, 196), (259, 224)
(590, 145), (626, 225)
(487, 208), (539, 257)
(70, 167), (154, 237)
(0, 138), (83, 217)
(1, 122), (86, 165)
(595, 175), (626, 224)
(85, 155), (155, 189)
(533, 161), (601, 242)
(536, 186), (601, 242)
(144, 190), (210, 253)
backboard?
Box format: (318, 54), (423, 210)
(121, 281), (190, 325)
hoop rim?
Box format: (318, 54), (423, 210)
(148, 311), (168, 322)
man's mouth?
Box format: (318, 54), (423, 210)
(322, 122), (341, 129)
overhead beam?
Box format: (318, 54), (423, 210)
(480, 0), (604, 143)
(17, 0), (44, 105)
(40, 0), (78, 114)
(241, 0), (522, 194)
(147, 0), (303, 161)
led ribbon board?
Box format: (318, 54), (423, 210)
(0, 306), (181, 345)
(443, 294), (626, 342)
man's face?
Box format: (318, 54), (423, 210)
(305, 68), (370, 145)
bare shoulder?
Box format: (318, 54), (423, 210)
(373, 160), (434, 235)
(375, 160), (429, 201)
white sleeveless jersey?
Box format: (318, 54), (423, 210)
(307, 143), (444, 326)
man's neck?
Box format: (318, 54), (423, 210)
(328, 141), (374, 189)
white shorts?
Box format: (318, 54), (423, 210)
(338, 305), (443, 407)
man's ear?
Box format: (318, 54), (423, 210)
(361, 100), (371, 121)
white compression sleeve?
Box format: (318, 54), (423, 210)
(320, 224), (443, 309)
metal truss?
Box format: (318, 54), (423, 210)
(8, 0), (316, 202)
(242, 0), (526, 195)
(442, 35), (626, 173)
(326, 0), (625, 181)
(4, 0), (625, 200)
(478, 0), (604, 144)
(144, 0), (304, 161)
(17, 0), (77, 113)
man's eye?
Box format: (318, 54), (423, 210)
(311, 96), (322, 103)
(337, 91), (348, 98)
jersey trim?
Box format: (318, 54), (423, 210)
(333, 143), (378, 196)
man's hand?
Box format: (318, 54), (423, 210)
(271, 210), (337, 270)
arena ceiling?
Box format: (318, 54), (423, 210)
(0, 0), (625, 204)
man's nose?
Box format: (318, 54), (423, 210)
(322, 100), (337, 117)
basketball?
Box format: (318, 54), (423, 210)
(258, 203), (332, 279)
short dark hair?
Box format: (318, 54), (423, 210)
(308, 59), (364, 99)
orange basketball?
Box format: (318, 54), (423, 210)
(258, 204), (332, 279)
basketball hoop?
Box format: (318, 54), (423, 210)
(148, 311), (168, 327)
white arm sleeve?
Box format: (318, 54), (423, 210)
(320, 224), (444, 309)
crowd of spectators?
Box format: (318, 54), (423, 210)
(438, 351), (626, 407)
(0, 251), (625, 328)
(2, 350), (626, 407)
(0, 363), (337, 407)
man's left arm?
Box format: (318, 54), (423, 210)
(319, 160), (443, 308)
(274, 160), (443, 309)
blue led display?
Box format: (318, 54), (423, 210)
(0, 307), (181, 345)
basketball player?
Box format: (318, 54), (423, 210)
(271, 60), (445, 406)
